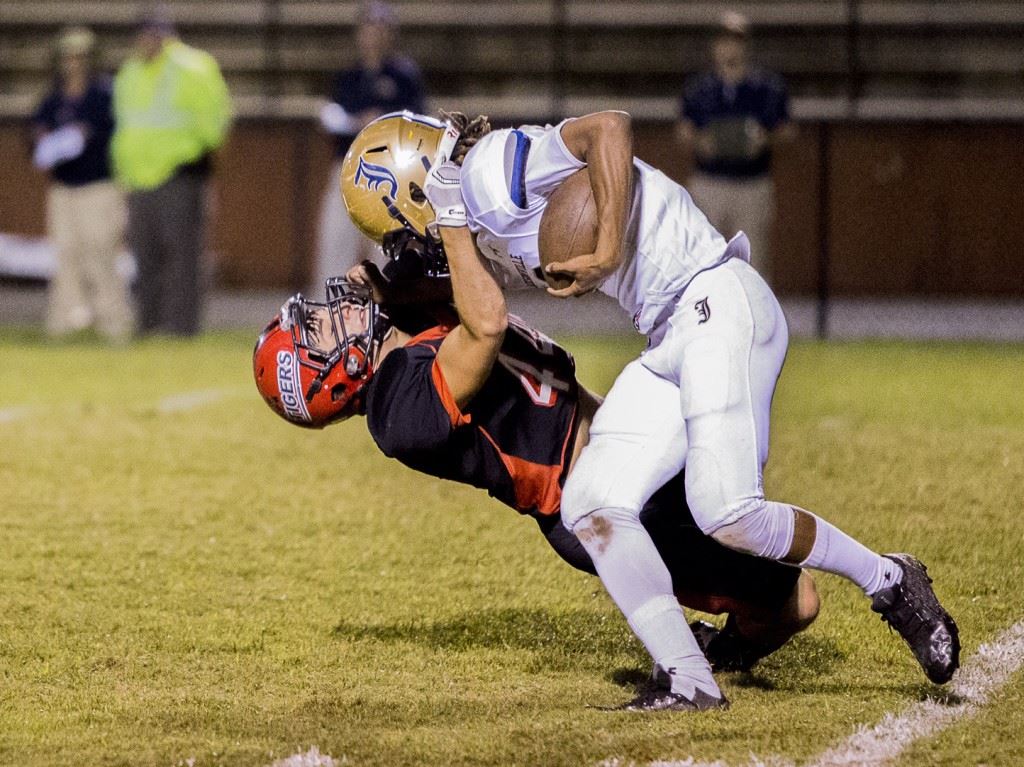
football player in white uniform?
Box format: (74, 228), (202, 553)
(338, 110), (960, 710)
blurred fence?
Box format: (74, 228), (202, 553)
(3, 1), (1024, 120)
(1, 0), (1023, 336)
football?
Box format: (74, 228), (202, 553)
(538, 168), (597, 290)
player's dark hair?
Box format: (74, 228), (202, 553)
(440, 111), (491, 166)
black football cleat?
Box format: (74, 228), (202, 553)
(690, 618), (775, 672)
(689, 620), (720, 655)
(617, 665), (729, 712)
(871, 553), (960, 684)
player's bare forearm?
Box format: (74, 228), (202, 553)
(544, 112), (632, 297)
(560, 112), (632, 271)
(435, 226), (507, 407)
(441, 227), (506, 341)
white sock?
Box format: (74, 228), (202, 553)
(573, 507), (720, 698)
(799, 511), (903, 596)
(713, 501), (903, 597)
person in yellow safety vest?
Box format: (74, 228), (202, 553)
(111, 7), (231, 336)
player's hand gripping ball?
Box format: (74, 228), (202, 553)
(537, 169), (598, 291)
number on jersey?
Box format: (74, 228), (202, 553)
(498, 317), (571, 407)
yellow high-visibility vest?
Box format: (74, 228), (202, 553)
(112, 39), (231, 191)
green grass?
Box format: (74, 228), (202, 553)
(1, 330), (1023, 766)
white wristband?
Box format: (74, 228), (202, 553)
(433, 205), (467, 228)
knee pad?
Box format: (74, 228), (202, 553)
(561, 474), (646, 534)
(709, 500), (796, 561)
(560, 471), (609, 533)
(569, 507), (620, 555)
(560, 445), (654, 532)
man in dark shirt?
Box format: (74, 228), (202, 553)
(31, 26), (132, 341)
(677, 11), (795, 284)
(253, 255), (820, 710)
(311, 1), (426, 293)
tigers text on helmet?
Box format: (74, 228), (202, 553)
(252, 280), (390, 428)
(341, 111), (459, 245)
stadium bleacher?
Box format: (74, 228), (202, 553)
(0, 1), (1022, 305)
(2, 1), (1024, 121)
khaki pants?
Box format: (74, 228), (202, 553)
(688, 172), (775, 285)
(46, 180), (132, 340)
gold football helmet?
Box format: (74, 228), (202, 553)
(341, 111), (460, 243)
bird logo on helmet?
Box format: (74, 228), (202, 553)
(341, 111), (459, 245)
(253, 280), (391, 428)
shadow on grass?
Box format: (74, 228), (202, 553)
(332, 607), (646, 671)
(332, 610), (860, 690)
(744, 631), (846, 685)
(607, 632), (848, 693)
(608, 667), (650, 689)
(753, 634), (963, 699)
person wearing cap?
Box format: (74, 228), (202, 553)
(111, 8), (231, 336)
(31, 26), (133, 341)
(310, 0), (425, 295)
(677, 11), (795, 285)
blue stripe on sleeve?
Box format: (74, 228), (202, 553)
(509, 130), (531, 209)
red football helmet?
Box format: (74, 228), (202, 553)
(253, 280), (389, 428)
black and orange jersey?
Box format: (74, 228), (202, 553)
(363, 315), (801, 614)
(364, 315), (579, 518)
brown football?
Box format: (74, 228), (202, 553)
(538, 169), (597, 290)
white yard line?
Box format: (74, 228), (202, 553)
(0, 405), (33, 424)
(155, 387), (240, 414)
(805, 620), (1024, 767)
(602, 619), (1024, 767)
(267, 747), (343, 767)
(2, 388), (243, 424)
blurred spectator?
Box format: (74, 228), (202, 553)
(31, 27), (132, 342)
(311, 1), (425, 295)
(111, 7), (231, 336)
(677, 11), (795, 284)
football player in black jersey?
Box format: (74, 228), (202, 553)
(253, 235), (820, 703)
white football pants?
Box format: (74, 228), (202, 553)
(562, 257), (788, 535)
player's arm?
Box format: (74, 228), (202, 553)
(545, 111), (634, 297)
(424, 162), (507, 408)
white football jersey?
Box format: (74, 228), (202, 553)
(460, 119), (749, 333)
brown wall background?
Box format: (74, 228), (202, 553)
(2, 119), (1022, 297)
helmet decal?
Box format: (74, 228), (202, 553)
(341, 111), (460, 242)
(275, 349), (311, 423)
(254, 282), (392, 429)
(354, 156), (399, 198)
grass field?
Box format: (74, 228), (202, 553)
(1, 329), (1023, 767)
